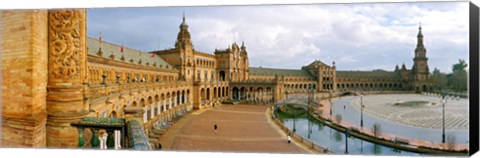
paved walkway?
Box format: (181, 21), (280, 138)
(158, 104), (310, 153)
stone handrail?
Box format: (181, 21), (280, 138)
(126, 120), (152, 150)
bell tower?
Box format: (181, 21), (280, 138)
(175, 13), (192, 49)
(175, 12), (194, 81)
(411, 23), (430, 92)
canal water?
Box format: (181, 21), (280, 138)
(331, 96), (469, 144)
(276, 112), (423, 156)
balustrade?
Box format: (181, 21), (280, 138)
(72, 117), (126, 150)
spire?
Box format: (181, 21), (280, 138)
(417, 22), (423, 38)
(180, 11), (188, 28)
(416, 22), (424, 48)
(241, 40), (246, 49)
(395, 64), (399, 71)
(401, 63), (406, 70)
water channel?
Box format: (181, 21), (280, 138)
(276, 112), (423, 156)
(276, 95), (468, 156)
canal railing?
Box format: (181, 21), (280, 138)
(269, 105), (333, 154)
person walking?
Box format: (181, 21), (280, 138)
(287, 134), (291, 144)
(214, 123), (218, 133)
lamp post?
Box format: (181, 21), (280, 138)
(360, 94), (364, 128)
(345, 128), (349, 154)
(307, 84), (314, 138)
(293, 113), (296, 132)
(308, 84), (314, 110)
(441, 95), (447, 143)
(308, 117), (311, 139)
(329, 90), (332, 115)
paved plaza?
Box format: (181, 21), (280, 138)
(159, 104), (310, 153)
(344, 94), (469, 130)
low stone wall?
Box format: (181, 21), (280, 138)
(268, 106), (332, 154)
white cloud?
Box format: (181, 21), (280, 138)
(87, 2), (469, 73)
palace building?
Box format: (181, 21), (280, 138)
(1, 9), (432, 149)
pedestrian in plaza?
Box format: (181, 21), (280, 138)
(287, 133), (291, 144)
(214, 123), (218, 133)
(157, 143), (162, 150)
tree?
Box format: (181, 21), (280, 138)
(335, 114), (342, 124)
(371, 123), (382, 138)
(447, 59), (468, 92)
(446, 133), (456, 150)
(452, 59), (468, 72)
(430, 68), (448, 91)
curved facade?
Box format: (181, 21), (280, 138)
(1, 9), (433, 148)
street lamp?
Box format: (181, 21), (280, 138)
(360, 94), (364, 128)
(329, 90), (333, 115)
(345, 128), (349, 154)
(308, 117), (311, 139)
(441, 95), (447, 143)
(293, 113), (296, 132)
(308, 84), (314, 111)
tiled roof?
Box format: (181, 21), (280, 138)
(249, 67), (315, 78)
(87, 37), (175, 70)
(305, 60), (330, 68)
(336, 70), (400, 78)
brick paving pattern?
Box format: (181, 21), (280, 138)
(159, 104), (309, 153)
(346, 94), (469, 130)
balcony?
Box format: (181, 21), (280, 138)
(87, 80), (190, 101)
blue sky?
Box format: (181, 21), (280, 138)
(87, 2), (469, 73)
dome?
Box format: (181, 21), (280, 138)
(180, 20), (188, 27)
(180, 14), (188, 28)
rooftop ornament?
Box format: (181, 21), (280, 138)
(116, 74), (121, 84)
(102, 73), (108, 85)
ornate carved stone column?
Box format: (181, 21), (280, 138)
(46, 9), (89, 147)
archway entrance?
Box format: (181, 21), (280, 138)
(219, 71), (226, 81)
(232, 87), (239, 100)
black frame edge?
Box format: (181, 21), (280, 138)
(469, 1), (480, 156)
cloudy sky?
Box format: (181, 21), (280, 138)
(87, 1), (469, 73)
